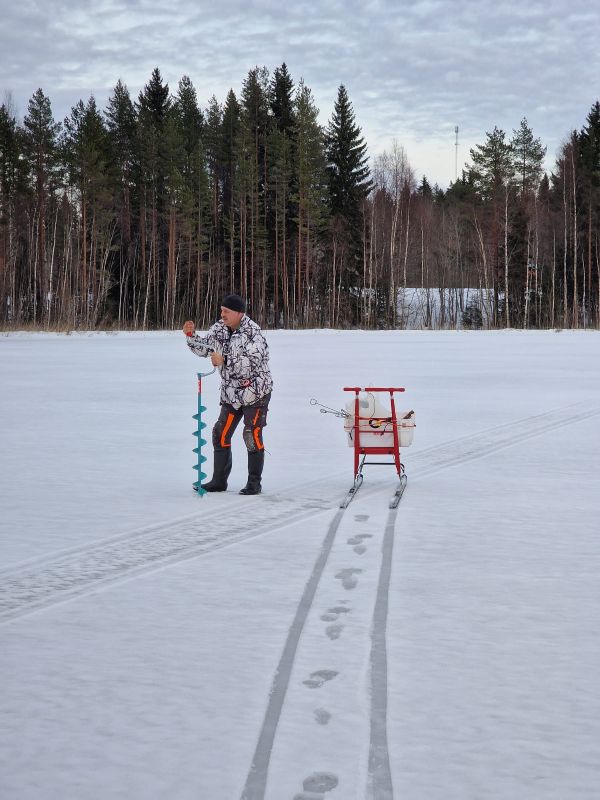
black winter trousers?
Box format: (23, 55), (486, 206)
(212, 393), (271, 453)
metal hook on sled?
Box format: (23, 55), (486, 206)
(309, 398), (350, 418)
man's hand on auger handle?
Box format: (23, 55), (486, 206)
(183, 320), (223, 367)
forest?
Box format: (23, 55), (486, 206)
(1, 64), (599, 330)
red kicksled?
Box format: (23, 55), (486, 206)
(341, 386), (415, 509)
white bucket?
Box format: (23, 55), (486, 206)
(343, 394), (415, 448)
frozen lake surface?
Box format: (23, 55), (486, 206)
(1, 329), (599, 799)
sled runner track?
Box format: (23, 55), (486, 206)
(367, 507), (397, 800)
(2, 402), (598, 626)
(240, 488), (400, 800)
(241, 508), (346, 800)
(240, 401), (600, 799)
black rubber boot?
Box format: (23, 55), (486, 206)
(201, 449), (232, 492)
(239, 450), (264, 495)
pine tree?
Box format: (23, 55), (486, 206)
(204, 94), (224, 282)
(239, 67), (270, 316)
(136, 67), (171, 327)
(22, 89), (62, 322)
(269, 64), (296, 323)
(468, 126), (514, 200)
(63, 97), (113, 325)
(105, 80), (137, 324)
(292, 80), (327, 326)
(172, 77), (208, 325)
(219, 91), (241, 299)
(0, 103), (23, 324)
(468, 127), (518, 324)
(511, 118), (546, 195)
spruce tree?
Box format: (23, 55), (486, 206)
(105, 79), (137, 175)
(417, 175), (432, 198)
(324, 85), (371, 324)
(220, 90), (240, 223)
(579, 101), (600, 187)
(325, 84), (371, 232)
(174, 75), (203, 180)
(270, 63), (295, 134)
(0, 104), (20, 204)
(577, 102), (600, 324)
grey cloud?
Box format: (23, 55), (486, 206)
(1, 0), (598, 183)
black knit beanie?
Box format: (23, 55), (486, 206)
(221, 294), (246, 313)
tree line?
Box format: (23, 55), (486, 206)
(1, 65), (599, 330)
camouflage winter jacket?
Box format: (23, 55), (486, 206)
(186, 315), (273, 409)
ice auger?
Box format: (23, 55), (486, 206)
(193, 368), (215, 496)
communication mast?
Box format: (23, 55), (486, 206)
(454, 126), (459, 182)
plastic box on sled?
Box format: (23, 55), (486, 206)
(343, 393), (415, 449)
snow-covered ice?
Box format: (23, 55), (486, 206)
(1, 329), (600, 799)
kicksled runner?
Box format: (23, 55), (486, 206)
(312, 386), (416, 509)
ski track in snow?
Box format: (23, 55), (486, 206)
(1, 402), (598, 630)
(0, 483), (338, 623)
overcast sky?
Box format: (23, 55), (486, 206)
(2, 0), (599, 186)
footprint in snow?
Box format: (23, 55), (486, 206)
(335, 567), (363, 590)
(347, 532), (373, 555)
(354, 514), (369, 522)
(320, 606), (351, 622)
(293, 772), (339, 799)
(326, 623), (343, 640)
(314, 708), (331, 725)
(320, 606), (350, 640)
(303, 670), (338, 689)
(347, 533), (372, 545)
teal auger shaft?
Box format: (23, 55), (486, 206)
(192, 372), (208, 497)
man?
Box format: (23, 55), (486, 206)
(183, 294), (273, 495)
